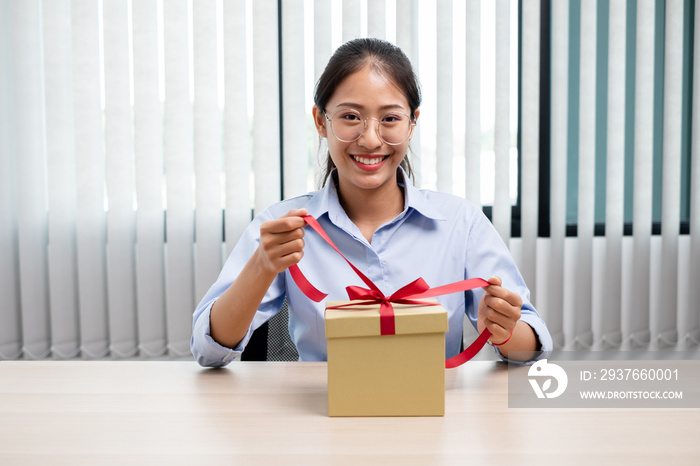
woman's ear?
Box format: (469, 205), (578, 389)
(312, 106), (327, 138)
(409, 108), (420, 140)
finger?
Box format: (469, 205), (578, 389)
(270, 237), (305, 258)
(484, 320), (513, 344)
(481, 306), (518, 343)
(277, 250), (304, 269)
(483, 294), (522, 319)
(262, 216), (308, 234)
(264, 249), (305, 272)
(280, 208), (308, 219)
(483, 281), (523, 309)
(259, 237), (305, 272)
(482, 300), (517, 326)
(260, 230), (305, 254)
(276, 227), (306, 244)
(485, 286), (523, 307)
(482, 276), (501, 295)
(281, 209), (309, 230)
(487, 276), (501, 287)
(483, 318), (510, 336)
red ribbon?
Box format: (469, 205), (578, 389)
(328, 277), (436, 336)
(289, 215), (493, 368)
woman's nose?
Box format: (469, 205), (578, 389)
(357, 118), (382, 149)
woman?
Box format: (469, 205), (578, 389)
(191, 38), (552, 367)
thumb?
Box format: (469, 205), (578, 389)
(281, 208), (308, 219)
(487, 276), (502, 287)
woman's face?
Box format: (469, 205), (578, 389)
(314, 64), (419, 195)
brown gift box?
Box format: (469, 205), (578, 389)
(325, 300), (449, 417)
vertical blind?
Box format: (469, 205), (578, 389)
(548, 0), (568, 350)
(0, 0), (697, 360)
(546, 0), (698, 352)
(690, 0), (700, 350)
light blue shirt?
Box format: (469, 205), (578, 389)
(191, 169), (553, 367)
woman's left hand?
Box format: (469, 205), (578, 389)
(477, 276), (522, 345)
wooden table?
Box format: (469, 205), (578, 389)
(0, 360), (697, 465)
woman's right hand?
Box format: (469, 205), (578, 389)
(256, 209), (308, 275)
(210, 208), (309, 349)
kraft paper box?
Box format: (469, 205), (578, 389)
(325, 300), (448, 417)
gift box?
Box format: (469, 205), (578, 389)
(325, 299), (449, 417)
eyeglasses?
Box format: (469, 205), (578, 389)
(324, 108), (416, 146)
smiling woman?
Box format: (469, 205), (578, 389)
(316, 72), (411, 239)
(310, 40), (419, 241)
(192, 37), (551, 369)
(312, 37), (422, 187)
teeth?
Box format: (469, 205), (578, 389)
(353, 155), (384, 165)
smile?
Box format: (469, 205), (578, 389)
(351, 155), (389, 165)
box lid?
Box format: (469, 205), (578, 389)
(325, 299), (448, 339)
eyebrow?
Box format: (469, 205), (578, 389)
(333, 102), (407, 112)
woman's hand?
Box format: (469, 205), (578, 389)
(256, 209), (308, 275)
(210, 208), (308, 349)
(477, 276), (522, 345)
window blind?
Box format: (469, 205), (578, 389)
(655, 0), (684, 348)
(15, 0), (51, 360)
(104, 0), (138, 357)
(73, 0), (110, 359)
(687, 2), (700, 348)
(601, 0), (626, 349)
(223, 0), (251, 256)
(574, 0), (596, 349)
(520, 0), (540, 303)
(0, 0), (20, 359)
(44, 0), (80, 359)
(163, 0), (196, 357)
(629, 0), (655, 348)
(436, 0), (453, 193)
(133, 0), (167, 357)
(493, 0), (512, 243)
(548, 0), (568, 349)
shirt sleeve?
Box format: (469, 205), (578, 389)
(191, 299), (249, 367)
(464, 209), (553, 365)
(190, 209), (287, 368)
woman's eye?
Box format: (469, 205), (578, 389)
(382, 114), (403, 123)
(340, 113), (360, 121)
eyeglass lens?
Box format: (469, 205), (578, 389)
(329, 109), (412, 145)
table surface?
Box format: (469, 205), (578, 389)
(0, 360), (698, 465)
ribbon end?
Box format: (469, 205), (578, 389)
(289, 264), (328, 302)
(445, 329), (492, 369)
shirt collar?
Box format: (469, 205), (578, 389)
(303, 166), (447, 223)
(401, 169), (447, 221)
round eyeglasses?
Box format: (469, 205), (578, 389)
(324, 108), (416, 146)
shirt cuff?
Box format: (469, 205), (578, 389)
(491, 313), (553, 366)
(191, 300), (253, 367)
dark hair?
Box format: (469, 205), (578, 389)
(314, 38), (422, 185)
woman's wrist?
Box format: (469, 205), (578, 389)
(488, 329), (514, 347)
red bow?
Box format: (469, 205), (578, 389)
(288, 215), (493, 368)
(329, 277), (436, 336)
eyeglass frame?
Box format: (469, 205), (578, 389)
(322, 108), (417, 146)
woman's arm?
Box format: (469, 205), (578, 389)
(209, 209), (308, 348)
